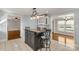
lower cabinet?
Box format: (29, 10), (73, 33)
(8, 30), (20, 40)
(25, 30), (41, 51)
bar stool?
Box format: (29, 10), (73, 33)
(40, 29), (51, 51)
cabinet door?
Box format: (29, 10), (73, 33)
(28, 31), (31, 46)
(25, 30), (28, 43)
(35, 33), (41, 50)
(8, 30), (20, 40)
(30, 32), (35, 49)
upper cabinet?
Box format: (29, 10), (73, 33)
(37, 16), (50, 29)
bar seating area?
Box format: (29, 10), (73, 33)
(40, 29), (51, 51)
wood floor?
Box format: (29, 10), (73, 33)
(0, 38), (79, 51)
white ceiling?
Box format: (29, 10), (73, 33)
(0, 8), (75, 16)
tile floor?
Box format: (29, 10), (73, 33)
(0, 38), (79, 51)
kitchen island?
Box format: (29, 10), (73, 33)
(25, 29), (44, 51)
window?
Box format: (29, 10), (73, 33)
(57, 20), (65, 32)
(66, 20), (74, 32)
(56, 14), (74, 33)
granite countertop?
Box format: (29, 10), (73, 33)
(25, 29), (45, 33)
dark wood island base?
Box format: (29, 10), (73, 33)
(25, 29), (44, 51)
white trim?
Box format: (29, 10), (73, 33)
(0, 19), (7, 24)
